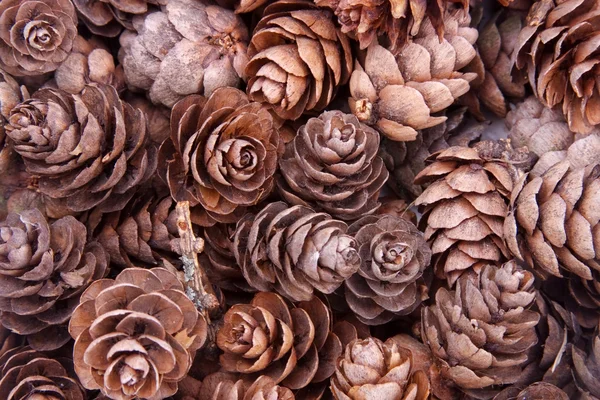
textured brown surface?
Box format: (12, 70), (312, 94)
(199, 373), (296, 400)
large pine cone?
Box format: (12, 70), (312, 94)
(0, 209), (108, 351)
(160, 87), (281, 226)
(277, 110), (388, 221)
(69, 267), (208, 400)
(118, 0), (249, 108)
(199, 373), (295, 400)
(572, 322), (600, 399)
(233, 202), (361, 302)
(245, 0), (352, 121)
(344, 214), (432, 325)
(6, 84), (157, 216)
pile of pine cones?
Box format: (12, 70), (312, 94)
(0, 0), (599, 398)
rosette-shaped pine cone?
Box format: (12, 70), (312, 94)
(415, 141), (533, 286)
(159, 87), (281, 226)
(513, 0), (600, 134)
(572, 322), (600, 399)
(0, 69), (27, 173)
(277, 110), (388, 221)
(217, 292), (342, 396)
(245, 0), (352, 121)
(69, 267), (208, 400)
(0, 347), (85, 400)
(422, 261), (540, 397)
(118, 0), (249, 108)
(493, 382), (569, 400)
(0, 209), (108, 351)
(348, 11), (478, 141)
(6, 84), (157, 216)
(0, 0), (77, 77)
(233, 202), (361, 302)
(199, 373), (295, 400)
(344, 214), (432, 325)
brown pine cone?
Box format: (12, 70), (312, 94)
(0, 209), (108, 351)
(245, 0), (352, 120)
(572, 322), (600, 399)
(233, 202), (361, 302)
(344, 214), (432, 325)
(0, 347), (85, 399)
(6, 84), (157, 216)
(118, 0), (249, 108)
(0, 69), (27, 173)
(0, 326), (23, 359)
(217, 292), (341, 395)
(493, 382), (569, 400)
(199, 373), (295, 400)
(277, 110), (388, 221)
(215, 0), (271, 13)
(124, 94), (171, 145)
(414, 141), (533, 285)
(422, 261), (540, 397)
(0, 0), (77, 77)
(69, 267), (208, 400)
(159, 87), (281, 226)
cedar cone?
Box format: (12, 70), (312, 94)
(493, 382), (569, 400)
(0, 209), (108, 351)
(512, 0), (600, 134)
(344, 214), (432, 325)
(159, 87), (281, 226)
(199, 373), (295, 400)
(232, 202), (361, 302)
(245, 0), (352, 121)
(118, 0), (249, 108)
(348, 10), (478, 142)
(0, 0), (77, 77)
(0, 347), (85, 400)
(572, 322), (600, 399)
(0, 69), (27, 173)
(69, 267), (208, 400)
(277, 110), (388, 221)
(216, 292), (342, 395)
(422, 261), (540, 397)
(5, 84), (157, 217)
(414, 141), (532, 286)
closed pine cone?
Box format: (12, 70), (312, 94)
(199, 373), (295, 400)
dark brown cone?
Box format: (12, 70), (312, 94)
(572, 322), (600, 399)
(199, 373), (295, 400)
(493, 382), (569, 400)
(233, 202), (361, 302)
(277, 110), (388, 221)
(0, 209), (108, 351)
(69, 267), (208, 400)
(0, 326), (23, 359)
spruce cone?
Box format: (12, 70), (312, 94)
(245, 0), (352, 120)
(216, 292), (342, 394)
(0, 209), (108, 351)
(572, 322), (600, 399)
(119, 0), (249, 107)
(344, 214), (432, 325)
(277, 110), (388, 221)
(233, 202), (361, 302)
(0, 0), (77, 77)
(199, 373), (295, 400)
(6, 84), (157, 216)
(160, 87), (281, 226)
(422, 261), (540, 397)
(69, 267), (208, 400)
(493, 382), (569, 400)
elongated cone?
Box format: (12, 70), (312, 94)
(199, 373), (295, 400)
(572, 322), (600, 399)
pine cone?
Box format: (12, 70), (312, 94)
(277, 110), (388, 221)
(124, 94), (171, 145)
(118, 0), (249, 108)
(232, 202), (361, 302)
(493, 382), (569, 400)
(199, 373), (295, 400)
(344, 214), (432, 325)
(415, 141), (532, 285)
(0, 0), (77, 77)
(214, 0), (271, 13)
(421, 261), (540, 397)
(216, 292), (342, 394)
(159, 87), (281, 226)
(0, 326), (23, 359)
(6, 84), (157, 216)
(572, 322), (600, 399)
(245, 0), (352, 120)
(0, 209), (108, 351)
(0, 347), (85, 399)
(348, 11), (478, 141)
(69, 267), (208, 400)
(0, 69), (27, 173)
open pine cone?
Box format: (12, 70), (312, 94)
(199, 373), (295, 400)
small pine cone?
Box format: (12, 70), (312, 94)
(119, 0), (249, 108)
(344, 214), (432, 325)
(245, 0), (352, 120)
(0, 209), (108, 351)
(572, 322), (600, 399)
(493, 382), (569, 400)
(415, 141), (533, 285)
(0, 347), (85, 399)
(216, 292), (342, 395)
(277, 110), (388, 221)
(69, 267), (208, 400)
(422, 261), (540, 397)
(6, 84), (157, 216)
(0, 69), (27, 173)
(233, 202), (361, 302)
(199, 373), (295, 400)
(160, 88), (281, 226)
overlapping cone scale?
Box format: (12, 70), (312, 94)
(199, 372), (295, 400)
